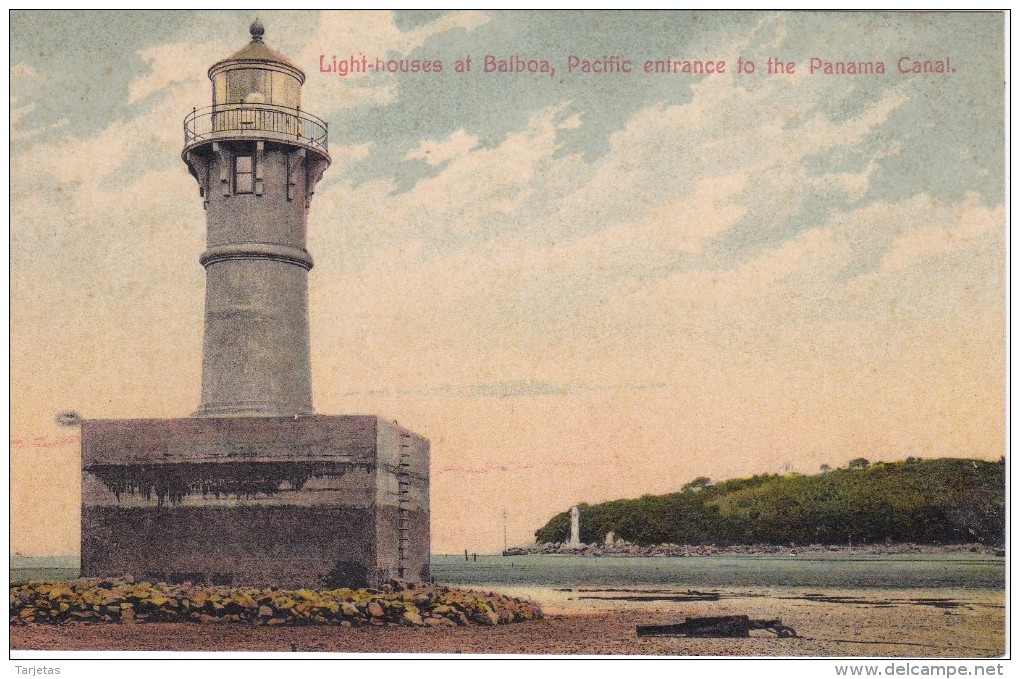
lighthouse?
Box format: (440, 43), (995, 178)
(183, 18), (329, 418)
(79, 21), (430, 589)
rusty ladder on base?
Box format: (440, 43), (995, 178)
(397, 433), (412, 578)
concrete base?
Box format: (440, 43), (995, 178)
(80, 415), (429, 589)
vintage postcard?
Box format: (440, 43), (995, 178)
(9, 9), (1007, 668)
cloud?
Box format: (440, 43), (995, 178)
(12, 91), (195, 184)
(628, 191), (1002, 330)
(10, 98), (69, 141)
(10, 434), (80, 449)
(310, 103), (581, 259)
(10, 62), (37, 80)
(398, 106), (578, 219)
(463, 380), (667, 398)
(462, 380), (666, 399)
(825, 193), (1004, 312)
(11, 36), (225, 186)
(509, 169), (751, 278)
(876, 193), (1002, 273)
(648, 227), (843, 306)
(405, 129), (479, 166)
(297, 10), (487, 63)
(128, 40), (226, 104)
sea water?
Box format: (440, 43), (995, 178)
(430, 553), (1005, 590)
(11, 553), (1005, 590)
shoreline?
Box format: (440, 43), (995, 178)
(10, 582), (1004, 656)
(503, 541), (1005, 558)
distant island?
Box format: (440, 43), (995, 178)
(523, 458), (1004, 553)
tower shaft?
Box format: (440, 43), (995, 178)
(194, 144), (316, 417)
(182, 23), (330, 417)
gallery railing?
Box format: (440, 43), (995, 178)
(183, 103), (329, 154)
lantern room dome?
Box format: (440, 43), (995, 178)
(208, 18), (304, 84)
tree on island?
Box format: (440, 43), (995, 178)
(534, 458), (1004, 547)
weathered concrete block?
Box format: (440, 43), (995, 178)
(81, 415), (429, 588)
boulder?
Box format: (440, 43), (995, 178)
(424, 616), (456, 627)
(401, 609), (425, 626)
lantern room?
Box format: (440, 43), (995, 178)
(183, 18), (328, 161)
(208, 17), (303, 109)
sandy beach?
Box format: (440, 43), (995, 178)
(10, 584), (1004, 657)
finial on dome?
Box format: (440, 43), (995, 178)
(250, 17), (265, 41)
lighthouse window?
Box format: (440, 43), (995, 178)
(234, 154), (254, 194)
(227, 69), (270, 104)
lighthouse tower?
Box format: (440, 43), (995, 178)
(183, 18), (330, 417)
(79, 21), (429, 589)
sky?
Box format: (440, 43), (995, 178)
(9, 10), (1006, 554)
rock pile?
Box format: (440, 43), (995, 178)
(506, 542), (1003, 557)
(10, 579), (542, 627)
